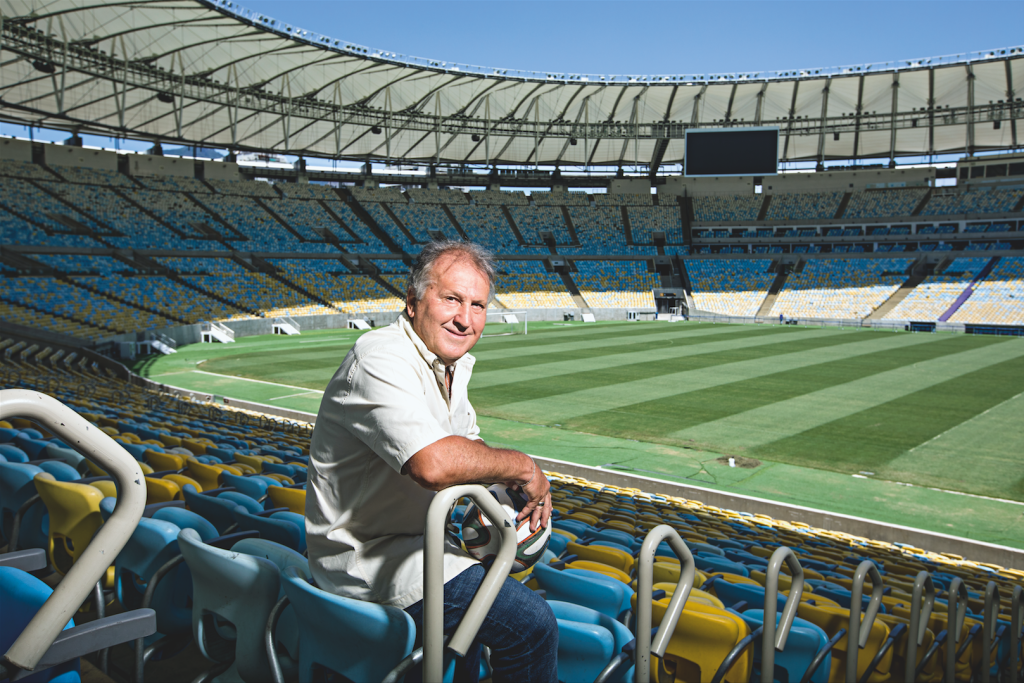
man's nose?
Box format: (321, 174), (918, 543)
(452, 302), (472, 329)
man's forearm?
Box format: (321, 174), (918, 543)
(404, 435), (534, 491)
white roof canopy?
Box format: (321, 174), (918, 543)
(1, 0), (1022, 168)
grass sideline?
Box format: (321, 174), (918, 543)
(133, 320), (1024, 550)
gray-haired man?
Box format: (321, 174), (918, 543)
(306, 241), (558, 682)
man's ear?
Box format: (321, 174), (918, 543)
(406, 290), (417, 318)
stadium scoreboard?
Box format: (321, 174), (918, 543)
(684, 127), (779, 177)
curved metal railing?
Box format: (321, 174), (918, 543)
(760, 547), (806, 683)
(422, 485), (519, 683)
(945, 577), (971, 683)
(0, 389), (152, 676)
(905, 571), (936, 682)
(633, 525), (697, 683)
(846, 560), (885, 683)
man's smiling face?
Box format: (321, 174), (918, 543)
(407, 252), (490, 365)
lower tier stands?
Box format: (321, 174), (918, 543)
(883, 258), (989, 321)
(494, 261), (575, 309)
(771, 258), (911, 320)
(574, 261), (658, 309)
(687, 259), (775, 317)
(950, 256), (1024, 324)
(1, 355), (1020, 683)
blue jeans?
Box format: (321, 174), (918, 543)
(404, 565), (559, 683)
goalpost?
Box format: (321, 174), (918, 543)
(483, 310), (528, 337)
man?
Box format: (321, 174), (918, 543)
(306, 241), (558, 682)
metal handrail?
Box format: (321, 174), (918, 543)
(634, 525), (697, 683)
(760, 547), (806, 683)
(945, 577), (970, 683)
(846, 560), (884, 683)
(423, 486), (518, 683)
(1010, 585), (1022, 683)
(981, 581), (1001, 683)
(905, 571), (936, 683)
(0, 389), (147, 673)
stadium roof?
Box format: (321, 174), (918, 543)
(1, 0), (1022, 169)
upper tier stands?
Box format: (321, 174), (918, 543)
(50, 164), (136, 187)
(882, 258), (989, 321)
(628, 206), (684, 244)
(532, 191), (590, 207)
(687, 259), (774, 317)
(324, 201), (391, 252)
(450, 205), (535, 254)
(594, 193), (652, 207)
(0, 178), (108, 248)
(567, 207), (627, 253)
(272, 259), (404, 314)
(574, 260), (657, 308)
(469, 189), (530, 206)
(206, 178), (279, 197)
(767, 192), (844, 222)
(277, 183), (340, 200)
(923, 188), (1024, 216)
(134, 174), (211, 193)
(771, 258), (911, 320)
(0, 158), (58, 180)
(950, 256), (1024, 324)
(693, 194), (763, 223)
(365, 203), (420, 253)
(843, 188), (928, 219)
(494, 261), (575, 309)
(510, 206), (572, 244)
(405, 187), (468, 204)
(388, 203), (455, 242)
(350, 186), (407, 204)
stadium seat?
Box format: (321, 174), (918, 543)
(279, 564), (416, 682)
(549, 600), (636, 683)
(0, 462), (51, 551)
(531, 562), (633, 620)
(177, 528), (287, 682)
(33, 473), (106, 576)
(0, 566), (81, 682)
(230, 506), (306, 553)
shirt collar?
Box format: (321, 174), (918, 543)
(397, 312), (476, 372)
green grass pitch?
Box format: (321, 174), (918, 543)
(134, 321), (1024, 549)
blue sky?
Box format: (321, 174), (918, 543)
(242, 1), (1022, 76)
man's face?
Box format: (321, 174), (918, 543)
(407, 253), (490, 365)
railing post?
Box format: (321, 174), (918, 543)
(945, 577), (970, 683)
(905, 571), (936, 683)
(760, 547), (805, 683)
(423, 485), (517, 683)
(981, 581), (1000, 683)
(1010, 585), (1022, 683)
(1, 390), (146, 673)
(634, 525), (697, 683)
(846, 560), (884, 683)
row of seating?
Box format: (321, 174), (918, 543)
(771, 259), (912, 320)
(1, 357), (1021, 683)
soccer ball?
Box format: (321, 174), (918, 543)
(459, 484), (551, 573)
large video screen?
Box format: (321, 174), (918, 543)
(684, 128), (779, 177)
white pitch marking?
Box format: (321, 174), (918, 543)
(904, 390), (1024, 455)
(269, 391), (323, 401)
(191, 370), (324, 394)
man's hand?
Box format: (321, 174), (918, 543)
(513, 459), (551, 533)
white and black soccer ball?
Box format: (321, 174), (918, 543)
(460, 484), (551, 573)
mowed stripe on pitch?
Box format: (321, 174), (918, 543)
(471, 327), (838, 388)
(669, 337), (1024, 451)
(471, 323), (759, 362)
(482, 329), (944, 423)
(564, 334), (980, 439)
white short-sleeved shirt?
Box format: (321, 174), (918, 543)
(305, 313), (481, 609)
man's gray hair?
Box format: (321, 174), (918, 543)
(408, 240), (496, 302)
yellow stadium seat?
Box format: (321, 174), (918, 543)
(185, 459), (228, 491)
(233, 453), (265, 472)
(797, 600), (892, 682)
(267, 485), (306, 514)
(33, 473), (107, 576)
(145, 476), (180, 504)
(567, 542), (634, 575)
(146, 450), (186, 472)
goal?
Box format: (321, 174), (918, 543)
(483, 310), (528, 337)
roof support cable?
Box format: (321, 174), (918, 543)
(888, 73), (900, 168)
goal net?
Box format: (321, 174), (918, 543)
(483, 310), (528, 337)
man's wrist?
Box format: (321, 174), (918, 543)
(520, 455), (536, 486)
